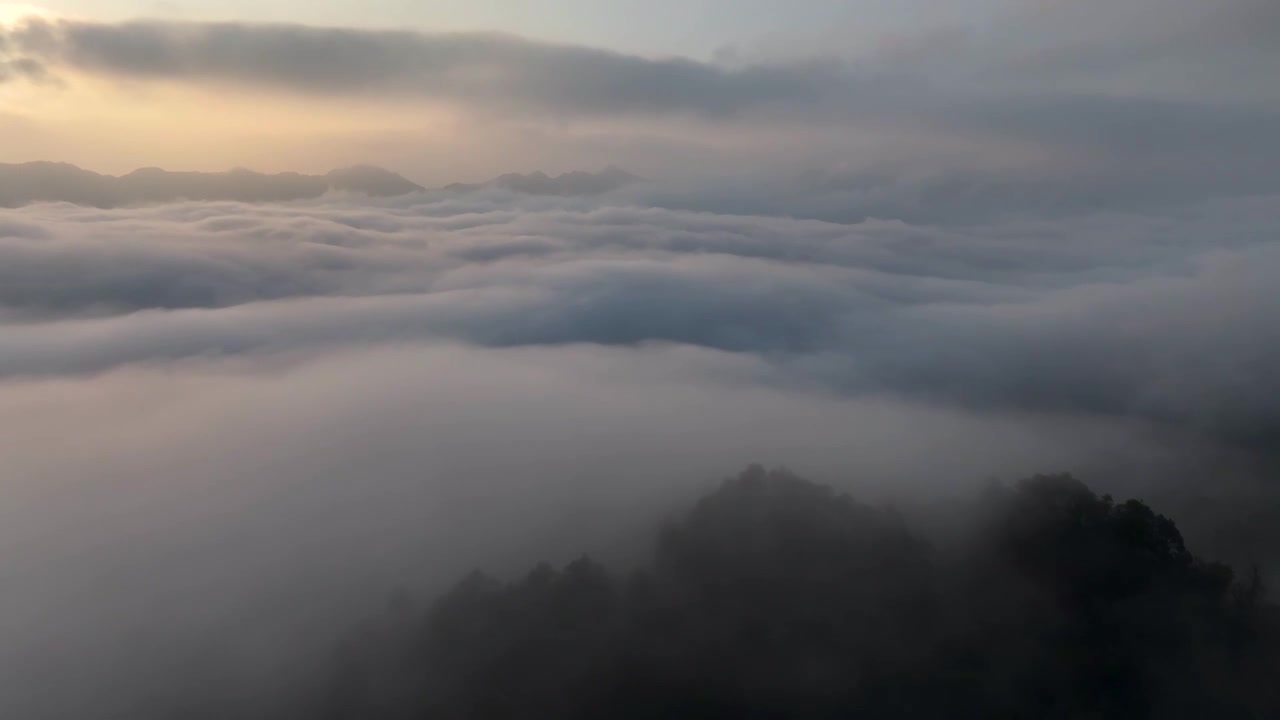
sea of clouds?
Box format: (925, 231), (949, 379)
(1, 184), (1278, 716)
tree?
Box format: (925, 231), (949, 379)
(323, 467), (1278, 719)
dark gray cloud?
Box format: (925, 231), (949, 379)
(860, 0), (1280, 103)
(4, 2), (1276, 132)
(634, 165), (1280, 226)
(9, 1), (1277, 109)
(6, 18), (834, 116)
(0, 55), (45, 82)
(998, 0), (1280, 102)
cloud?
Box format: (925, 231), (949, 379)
(5, 2), (1279, 213)
(0, 54), (43, 82)
(3, 190), (1278, 449)
(2, 4), (1279, 714)
(0, 340), (1216, 718)
(858, 0), (1280, 102)
(9, 1), (1278, 109)
(5, 18), (835, 117)
(1, 181), (1277, 717)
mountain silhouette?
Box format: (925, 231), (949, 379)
(444, 166), (640, 196)
(0, 162), (642, 206)
(0, 162), (423, 207)
(321, 467), (1280, 719)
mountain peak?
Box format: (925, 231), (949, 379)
(325, 165), (424, 196)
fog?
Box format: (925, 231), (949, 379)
(0, 180), (1276, 716)
(1, 0), (1278, 715)
(0, 345), (1246, 718)
(3, 189), (1277, 442)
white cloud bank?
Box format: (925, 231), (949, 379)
(2, 190), (1277, 438)
(0, 187), (1277, 715)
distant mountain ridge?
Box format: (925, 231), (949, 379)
(0, 162), (642, 207)
(0, 162), (424, 207)
(444, 166), (641, 196)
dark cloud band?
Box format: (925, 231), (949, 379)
(6, 18), (832, 116)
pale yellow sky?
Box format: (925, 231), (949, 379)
(0, 2), (863, 182)
(0, 3), (51, 22)
(0, 4), (557, 181)
(1, 67), (464, 178)
(0, 2), (721, 180)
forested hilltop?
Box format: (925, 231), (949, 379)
(320, 467), (1279, 719)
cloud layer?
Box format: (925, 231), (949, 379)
(2, 2), (1279, 715)
(2, 181), (1277, 717)
(5, 338), (1196, 718)
(5, 18), (834, 115)
(3, 189), (1277, 442)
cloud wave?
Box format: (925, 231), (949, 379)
(3, 190), (1277, 447)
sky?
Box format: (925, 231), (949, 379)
(1, 0), (989, 178)
(1, 1), (1279, 717)
(20, 1), (1010, 55)
(3, 0), (1275, 182)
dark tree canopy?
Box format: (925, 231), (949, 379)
(322, 467), (1279, 719)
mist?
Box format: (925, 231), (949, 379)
(2, 0), (1279, 716)
(1, 182), (1277, 716)
(0, 342), (1261, 718)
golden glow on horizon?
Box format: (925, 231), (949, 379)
(1, 70), (462, 175)
(0, 3), (52, 24)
